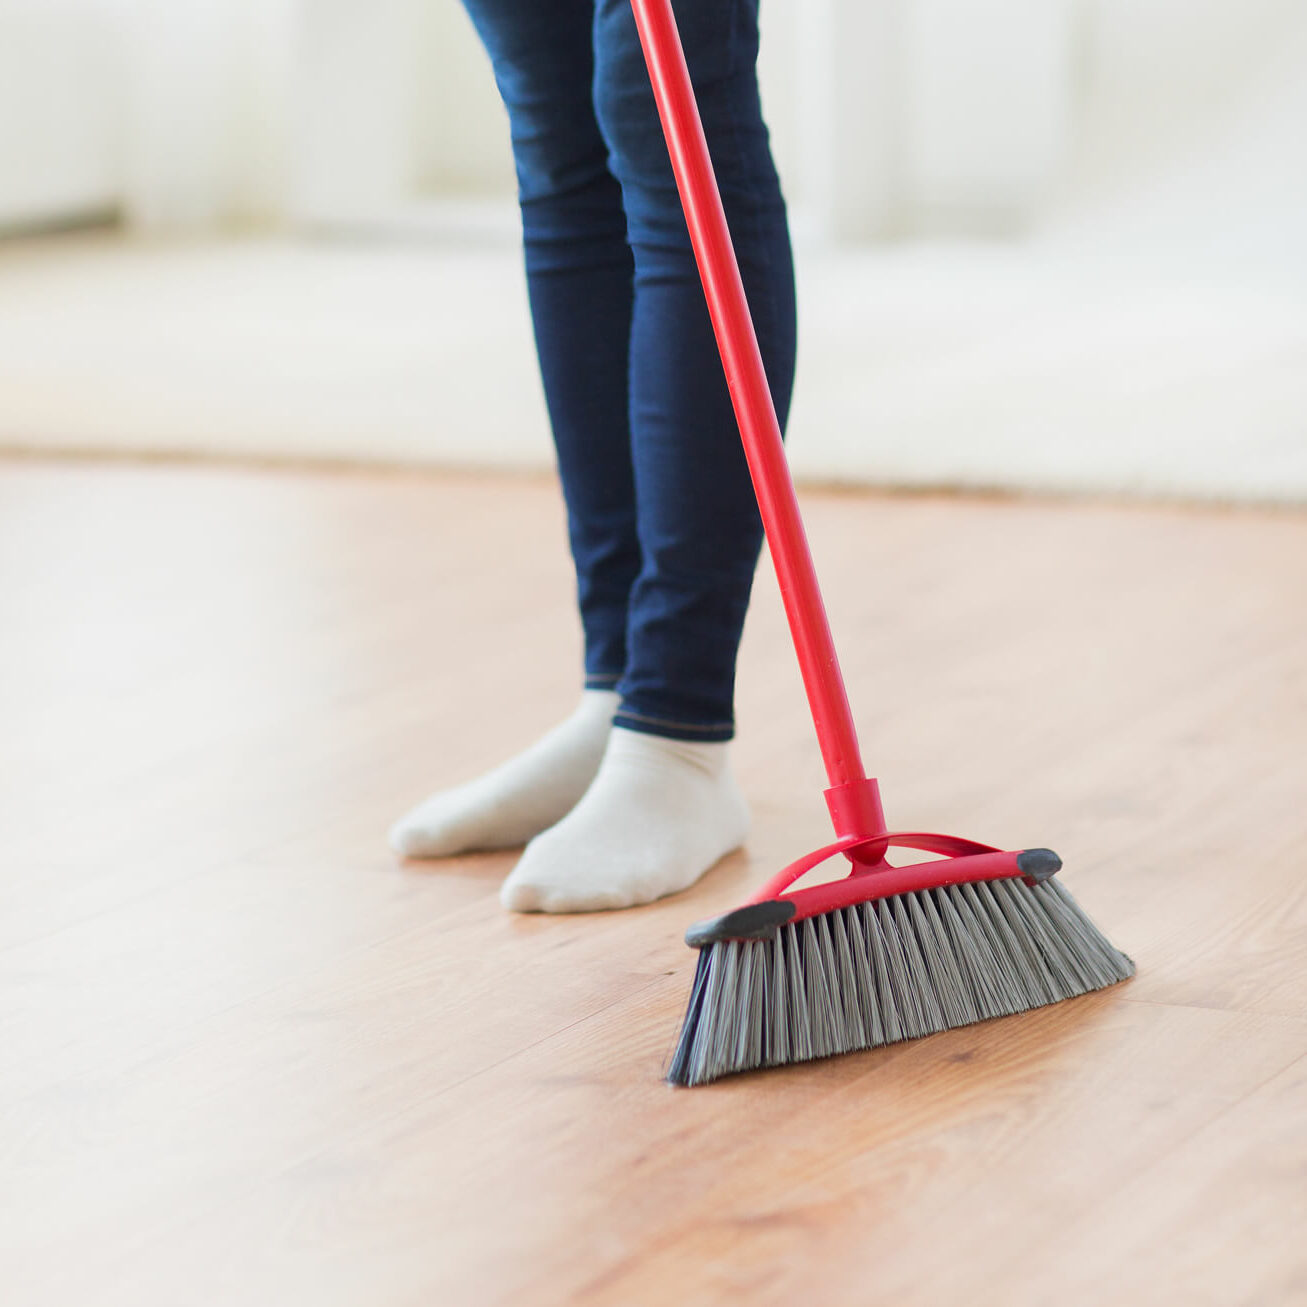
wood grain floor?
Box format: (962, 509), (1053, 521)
(2, 457), (1304, 1307)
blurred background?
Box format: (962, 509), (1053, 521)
(1, 0), (1304, 500)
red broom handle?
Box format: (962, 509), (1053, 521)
(629, 0), (865, 788)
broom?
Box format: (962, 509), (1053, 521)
(627, 0), (1135, 1087)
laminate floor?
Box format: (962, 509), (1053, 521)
(2, 458), (1304, 1306)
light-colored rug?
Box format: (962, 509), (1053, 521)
(1, 229), (1303, 504)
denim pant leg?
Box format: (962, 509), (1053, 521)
(460, 0), (641, 689)
(592, 0), (797, 741)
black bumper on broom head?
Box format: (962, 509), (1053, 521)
(684, 898), (797, 948)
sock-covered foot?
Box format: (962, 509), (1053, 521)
(500, 727), (749, 913)
(389, 689), (618, 858)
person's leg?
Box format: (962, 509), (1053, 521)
(606, 0), (796, 744)
(502, 0), (797, 909)
(392, 0), (639, 858)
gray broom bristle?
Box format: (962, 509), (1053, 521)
(667, 877), (1134, 1087)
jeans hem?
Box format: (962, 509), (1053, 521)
(613, 710), (734, 743)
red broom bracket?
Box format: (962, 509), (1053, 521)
(824, 777), (888, 845)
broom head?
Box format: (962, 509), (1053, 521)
(668, 844), (1134, 1087)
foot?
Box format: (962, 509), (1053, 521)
(500, 727), (749, 913)
(389, 689), (619, 858)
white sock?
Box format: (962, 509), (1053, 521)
(389, 689), (619, 858)
(500, 726), (749, 913)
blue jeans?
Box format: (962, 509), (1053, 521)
(461, 0), (796, 741)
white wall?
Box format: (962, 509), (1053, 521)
(8, 0), (1307, 249)
(405, 0), (1307, 253)
(413, 0), (513, 197)
(0, 0), (124, 229)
